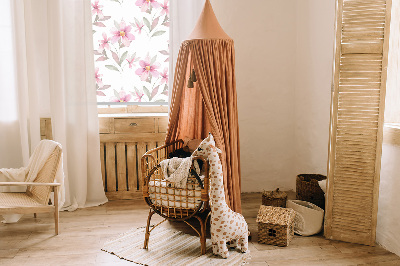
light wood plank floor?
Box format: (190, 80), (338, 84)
(1, 193), (399, 265)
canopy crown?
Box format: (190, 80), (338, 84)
(188, 0), (231, 40)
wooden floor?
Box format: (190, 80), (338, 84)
(1, 193), (399, 266)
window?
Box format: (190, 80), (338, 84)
(91, 0), (169, 104)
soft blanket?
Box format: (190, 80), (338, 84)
(0, 140), (65, 223)
(159, 157), (199, 188)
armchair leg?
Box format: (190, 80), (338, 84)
(144, 209), (155, 249)
(54, 186), (59, 235)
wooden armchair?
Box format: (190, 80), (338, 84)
(0, 145), (62, 234)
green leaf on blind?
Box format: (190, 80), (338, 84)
(151, 85), (160, 100)
(96, 56), (107, 62)
(143, 18), (151, 31)
(114, 89), (119, 98)
(143, 86), (151, 99)
(111, 51), (120, 65)
(120, 51), (128, 65)
(99, 16), (111, 22)
(114, 20), (120, 29)
(159, 50), (169, 55)
(105, 65), (119, 72)
(152, 31), (166, 37)
(151, 17), (160, 31)
(94, 22), (106, 27)
(134, 86), (140, 94)
(150, 55), (157, 65)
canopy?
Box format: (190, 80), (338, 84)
(166, 0), (242, 212)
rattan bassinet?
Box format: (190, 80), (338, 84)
(141, 140), (210, 254)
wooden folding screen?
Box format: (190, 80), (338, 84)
(325, 0), (392, 245)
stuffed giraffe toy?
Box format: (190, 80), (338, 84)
(192, 133), (248, 258)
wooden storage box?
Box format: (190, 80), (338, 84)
(262, 188), (287, 208)
(296, 174), (326, 209)
(256, 205), (296, 247)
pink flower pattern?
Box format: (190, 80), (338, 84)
(111, 21), (135, 47)
(134, 21), (144, 34)
(92, 0), (169, 102)
(98, 32), (110, 52)
(126, 55), (137, 69)
(133, 91), (144, 102)
(160, 67), (168, 84)
(135, 0), (160, 12)
(95, 67), (103, 87)
(92, 0), (104, 19)
(135, 56), (161, 81)
(111, 90), (132, 102)
(160, 0), (169, 15)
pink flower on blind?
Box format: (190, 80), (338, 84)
(98, 33), (110, 52)
(92, 0), (104, 19)
(160, 0), (169, 15)
(95, 67), (103, 87)
(111, 21), (135, 47)
(135, 57), (160, 81)
(134, 21), (144, 34)
(134, 91), (144, 102)
(127, 55), (138, 69)
(135, 0), (160, 12)
(160, 67), (168, 84)
(111, 90), (132, 102)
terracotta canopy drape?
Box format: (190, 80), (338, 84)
(166, 38), (242, 212)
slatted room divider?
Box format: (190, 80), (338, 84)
(325, 0), (392, 245)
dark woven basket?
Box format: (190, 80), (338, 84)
(296, 174), (326, 209)
(262, 188), (287, 208)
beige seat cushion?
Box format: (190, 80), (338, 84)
(0, 193), (41, 207)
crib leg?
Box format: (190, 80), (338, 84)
(199, 217), (206, 255)
(144, 209), (155, 249)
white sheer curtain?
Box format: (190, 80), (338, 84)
(170, 0), (204, 76)
(0, 0), (107, 211)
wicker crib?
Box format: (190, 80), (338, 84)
(141, 140), (210, 254)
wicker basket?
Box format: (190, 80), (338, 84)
(296, 174), (326, 209)
(262, 188), (287, 208)
(256, 205), (296, 247)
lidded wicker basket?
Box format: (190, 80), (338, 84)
(262, 188), (287, 208)
(296, 174), (326, 210)
(256, 205), (296, 247)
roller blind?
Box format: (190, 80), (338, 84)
(325, 0), (392, 245)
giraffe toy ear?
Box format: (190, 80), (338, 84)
(210, 144), (222, 154)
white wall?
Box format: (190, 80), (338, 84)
(294, 1), (335, 178)
(377, 142), (400, 256)
(211, 0), (335, 192)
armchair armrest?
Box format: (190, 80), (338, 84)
(0, 182), (61, 187)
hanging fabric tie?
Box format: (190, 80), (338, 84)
(191, 69), (197, 82)
(187, 77), (194, 88)
(187, 69), (197, 88)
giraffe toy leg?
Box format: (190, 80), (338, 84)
(217, 241), (229, 259)
(238, 236), (249, 253)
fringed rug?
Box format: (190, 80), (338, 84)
(102, 226), (250, 265)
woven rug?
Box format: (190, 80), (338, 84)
(102, 226), (250, 265)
